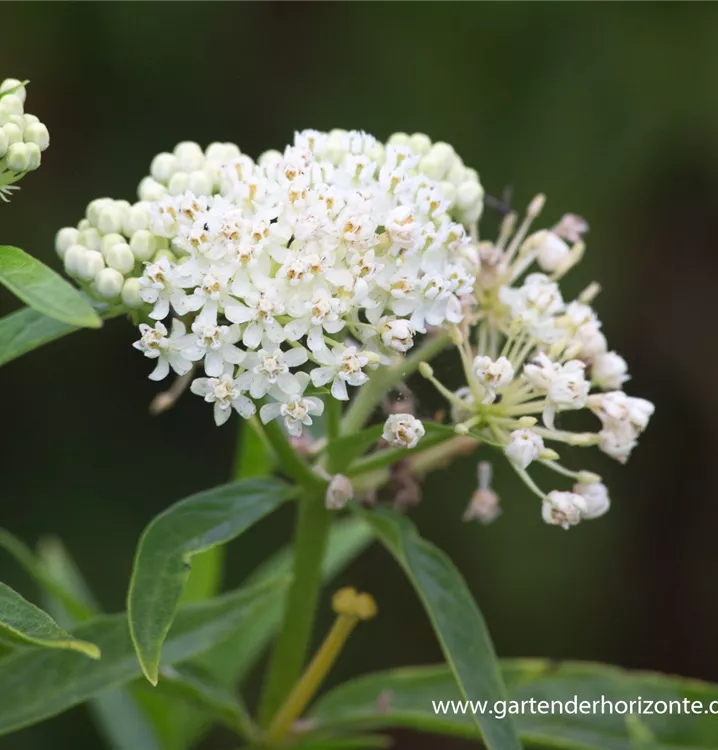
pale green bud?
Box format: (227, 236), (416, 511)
(0, 94), (23, 118)
(447, 161), (468, 185)
(188, 169), (212, 195)
(123, 202), (150, 235)
(388, 132), (410, 147)
(439, 181), (457, 203)
(78, 227), (102, 251)
(23, 121), (49, 151)
(55, 227), (79, 259)
(25, 142), (41, 171)
(167, 171), (190, 195)
(206, 142), (240, 164)
(77, 218), (91, 231)
(2, 123), (23, 147)
(75, 249), (105, 282)
(153, 248), (177, 263)
(138, 176), (167, 202)
(0, 127), (7, 158)
(129, 229), (157, 261)
(174, 141), (205, 172)
(456, 180), (483, 210)
(100, 232), (125, 255)
(86, 198), (112, 227)
(94, 268), (124, 299)
(0, 79), (26, 104)
(5, 142), (30, 171)
(105, 242), (135, 274)
(258, 149), (282, 168)
(97, 204), (124, 234)
(409, 132), (432, 155)
(150, 152), (177, 183)
(121, 277), (143, 309)
(22, 113), (38, 127)
(64, 244), (87, 277)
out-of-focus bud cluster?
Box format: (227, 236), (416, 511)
(0, 79), (50, 199)
(387, 132), (484, 225)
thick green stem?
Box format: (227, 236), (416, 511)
(341, 332), (451, 436)
(259, 419), (326, 492)
(258, 493), (332, 726)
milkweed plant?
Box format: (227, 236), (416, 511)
(3, 78), (712, 750)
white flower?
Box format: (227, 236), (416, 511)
(591, 351), (629, 390)
(133, 320), (192, 381)
(182, 320), (245, 377)
(242, 345), (308, 399)
(379, 317), (415, 353)
(259, 372), (324, 437)
(573, 481), (610, 520)
(542, 491), (587, 530)
(473, 355), (514, 404)
(227, 287), (287, 348)
(138, 257), (188, 320)
(543, 359), (589, 428)
(325, 474), (354, 510)
(190, 367), (256, 426)
(500, 273), (564, 326)
(505, 429), (544, 469)
(383, 413), (425, 449)
(598, 424), (637, 464)
(530, 230), (570, 273)
(310, 346), (373, 401)
(523, 352), (557, 391)
(589, 391), (654, 433)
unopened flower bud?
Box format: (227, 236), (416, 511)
(105, 242), (135, 274)
(542, 491), (587, 530)
(188, 170), (212, 196)
(573, 481), (610, 520)
(129, 229), (157, 262)
(592, 351), (629, 390)
(0, 79), (26, 103)
(380, 318), (414, 353)
(94, 267), (124, 299)
(456, 180), (482, 211)
(138, 177), (167, 202)
(24, 121), (49, 151)
(418, 362), (434, 379)
(63, 244), (87, 277)
(174, 141), (205, 172)
(100, 232), (124, 255)
(121, 277), (144, 309)
(383, 413), (425, 449)
(75, 249), (105, 282)
(409, 132), (432, 155)
(150, 152), (177, 183)
(0, 127), (7, 158)
(2, 122), (22, 146)
(55, 227), (79, 259)
(530, 230), (570, 273)
(0, 93), (23, 118)
(325, 474), (354, 510)
(97, 205), (124, 235)
(5, 142), (30, 171)
(123, 202), (151, 235)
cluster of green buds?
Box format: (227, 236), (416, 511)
(0, 79), (50, 200)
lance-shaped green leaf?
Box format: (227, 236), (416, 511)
(0, 246), (101, 328)
(354, 506), (521, 750)
(0, 582), (99, 659)
(0, 576), (287, 737)
(311, 661), (718, 750)
(128, 478), (296, 685)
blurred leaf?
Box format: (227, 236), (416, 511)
(0, 528), (94, 622)
(354, 506), (521, 750)
(36, 536), (162, 750)
(291, 736), (392, 749)
(0, 576), (287, 737)
(0, 581), (99, 659)
(128, 478), (296, 685)
(311, 660), (718, 750)
(0, 245), (101, 328)
(326, 424), (383, 472)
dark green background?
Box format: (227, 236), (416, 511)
(2, 3), (718, 748)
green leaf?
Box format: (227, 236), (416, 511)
(0, 245), (101, 328)
(35, 536), (162, 750)
(0, 306), (77, 367)
(291, 736), (392, 749)
(311, 661), (718, 750)
(0, 528), (95, 623)
(0, 581), (99, 659)
(128, 477), (296, 685)
(354, 506), (521, 750)
(0, 576), (287, 737)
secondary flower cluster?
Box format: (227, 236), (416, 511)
(57, 130), (484, 436)
(421, 199), (654, 528)
(0, 79), (50, 200)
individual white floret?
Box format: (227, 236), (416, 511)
(505, 429), (544, 470)
(573, 481), (610, 520)
(133, 320), (193, 381)
(542, 491), (587, 530)
(94, 268), (125, 300)
(473, 355), (514, 404)
(310, 345), (374, 401)
(191, 366), (256, 426)
(591, 351), (629, 390)
(259, 372), (324, 437)
(241, 345), (308, 399)
(382, 413), (425, 449)
(182, 320), (245, 377)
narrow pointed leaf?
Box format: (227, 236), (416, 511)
(312, 661), (718, 750)
(0, 246), (101, 327)
(128, 478), (296, 685)
(354, 506), (521, 750)
(0, 582), (99, 659)
(0, 576), (287, 736)
(36, 536), (162, 750)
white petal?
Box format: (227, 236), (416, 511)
(190, 378), (211, 397)
(214, 403), (232, 426)
(224, 301), (254, 324)
(310, 366), (335, 387)
(284, 347), (308, 367)
(305, 396), (325, 416)
(331, 378), (349, 401)
(205, 351), (223, 377)
(233, 395), (256, 419)
(243, 323), (263, 349)
(260, 402), (282, 424)
(149, 358), (170, 381)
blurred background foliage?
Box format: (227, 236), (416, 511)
(1, 2), (718, 749)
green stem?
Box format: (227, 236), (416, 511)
(341, 332), (451, 436)
(258, 493), (333, 726)
(259, 419), (326, 491)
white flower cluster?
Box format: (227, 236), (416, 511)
(56, 130), (483, 434)
(420, 196), (654, 529)
(0, 79), (50, 200)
